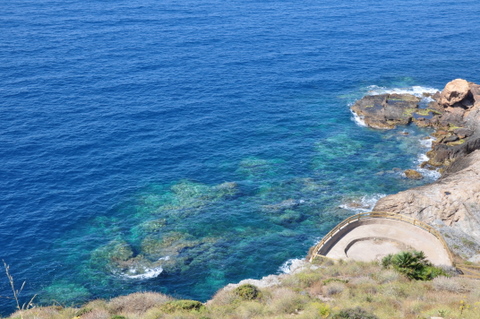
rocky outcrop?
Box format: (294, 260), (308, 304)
(351, 79), (480, 169)
(351, 94), (420, 129)
(350, 79), (480, 261)
(439, 79), (471, 106)
(374, 150), (480, 260)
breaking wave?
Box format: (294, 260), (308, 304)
(350, 109), (367, 127)
(365, 85), (439, 97)
(121, 266), (164, 280)
(278, 258), (306, 274)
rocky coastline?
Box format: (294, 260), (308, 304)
(351, 79), (480, 262)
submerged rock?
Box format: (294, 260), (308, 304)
(90, 240), (167, 278)
(261, 198), (304, 212)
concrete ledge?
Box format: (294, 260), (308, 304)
(313, 216), (453, 266)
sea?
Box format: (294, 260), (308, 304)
(1, 0), (480, 314)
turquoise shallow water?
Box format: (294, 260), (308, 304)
(1, 0), (480, 314)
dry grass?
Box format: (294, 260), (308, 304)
(7, 307), (76, 319)
(5, 260), (480, 319)
(79, 308), (110, 319)
(107, 292), (172, 315)
(322, 282), (345, 296)
(265, 287), (309, 314)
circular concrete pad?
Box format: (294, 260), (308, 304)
(345, 238), (413, 261)
(315, 217), (453, 266)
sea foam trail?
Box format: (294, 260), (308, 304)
(365, 85), (439, 97)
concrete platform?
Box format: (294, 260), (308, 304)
(312, 216), (453, 266)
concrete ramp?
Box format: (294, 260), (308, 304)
(308, 212), (453, 266)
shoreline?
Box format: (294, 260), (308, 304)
(351, 79), (480, 263)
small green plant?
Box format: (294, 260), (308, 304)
(159, 299), (205, 313)
(333, 306), (378, 319)
(437, 309), (447, 316)
(233, 284), (262, 300)
(461, 238), (476, 249)
(111, 315), (126, 319)
(309, 301), (332, 318)
(322, 278), (349, 285)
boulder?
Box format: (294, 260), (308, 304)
(404, 169), (423, 180)
(439, 79), (471, 107)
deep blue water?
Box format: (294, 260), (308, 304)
(1, 0), (480, 314)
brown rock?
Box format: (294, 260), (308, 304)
(453, 128), (473, 139)
(350, 94), (419, 129)
(439, 79), (471, 107)
(374, 150), (480, 253)
(404, 169), (423, 180)
(443, 135), (459, 143)
(470, 83), (480, 107)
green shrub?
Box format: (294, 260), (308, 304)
(159, 299), (205, 313)
(333, 307), (378, 319)
(233, 284), (262, 300)
(381, 251), (447, 280)
(111, 316), (126, 319)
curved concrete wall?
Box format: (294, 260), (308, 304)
(317, 218), (452, 266)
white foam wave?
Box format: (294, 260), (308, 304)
(421, 96), (435, 103)
(366, 85), (439, 97)
(350, 110), (367, 127)
(419, 137), (434, 148)
(120, 256), (170, 280)
(339, 194), (386, 213)
(122, 265), (164, 280)
(415, 153), (441, 180)
(417, 167), (441, 180)
(278, 258), (307, 274)
(414, 137), (441, 180)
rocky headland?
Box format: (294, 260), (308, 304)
(351, 79), (480, 262)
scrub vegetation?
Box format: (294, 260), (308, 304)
(3, 257), (480, 319)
